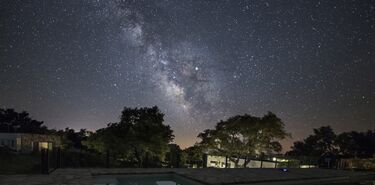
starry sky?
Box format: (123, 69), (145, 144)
(1, 0), (374, 150)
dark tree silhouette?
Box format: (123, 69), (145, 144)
(183, 144), (204, 167)
(84, 106), (174, 167)
(198, 112), (289, 167)
(336, 130), (375, 158)
(0, 108), (47, 134)
(50, 128), (91, 150)
(287, 126), (375, 158)
(165, 144), (184, 168)
(287, 126), (337, 156)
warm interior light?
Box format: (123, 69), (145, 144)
(39, 142), (49, 150)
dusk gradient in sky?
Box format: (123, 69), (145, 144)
(1, 0), (374, 150)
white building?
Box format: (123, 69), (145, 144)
(0, 133), (61, 153)
(205, 154), (289, 168)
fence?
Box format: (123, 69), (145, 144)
(203, 155), (319, 169)
(40, 148), (63, 174)
(5, 146), (373, 174)
(40, 148), (110, 174)
(337, 158), (375, 170)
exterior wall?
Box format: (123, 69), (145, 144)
(205, 154), (282, 168)
(248, 160), (262, 168)
(0, 133), (22, 151)
(0, 133), (61, 153)
(207, 155), (228, 168)
(261, 161), (277, 168)
(21, 134), (61, 152)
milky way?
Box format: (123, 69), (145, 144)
(1, 0), (374, 149)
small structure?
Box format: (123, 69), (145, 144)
(204, 154), (319, 168)
(204, 154), (289, 168)
(0, 133), (61, 153)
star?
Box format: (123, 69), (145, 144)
(0, 0), (374, 149)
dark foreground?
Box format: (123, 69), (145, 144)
(0, 168), (374, 185)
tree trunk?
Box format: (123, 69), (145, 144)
(145, 152), (149, 168)
(106, 149), (110, 168)
(243, 156), (252, 167)
(234, 157), (240, 168)
(228, 156), (241, 168)
(133, 147), (143, 168)
(225, 156), (228, 168)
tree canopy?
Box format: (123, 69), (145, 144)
(84, 106), (174, 167)
(197, 112), (289, 167)
(336, 130), (375, 158)
(287, 126), (375, 158)
(287, 126), (337, 156)
(183, 144), (204, 167)
(49, 128), (92, 150)
(0, 108), (48, 134)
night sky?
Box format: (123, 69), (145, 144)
(1, 0), (374, 150)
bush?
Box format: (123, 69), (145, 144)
(0, 147), (41, 174)
(60, 149), (106, 168)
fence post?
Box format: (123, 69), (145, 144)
(57, 147), (61, 168)
(79, 148), (82, 167)
(41, 149), (49, 174)
(41, 149), (45, 174)
(203, 154), (207, 168)
(46, 149), (49, 173)
(52, 147), (56, 169)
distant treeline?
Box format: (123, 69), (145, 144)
(0, 107), (374, 169)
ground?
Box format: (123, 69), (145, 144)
(0, 168), (374, 185)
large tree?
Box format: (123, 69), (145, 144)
(165, 144), (184, 168)
(287, 126), (375, 159)
(51, 128), (91, 150)
(183, 144), (204, 168)
(84, 106), (174, 167)
(0, 108), (47, 134)
(336, 130), (375, 158)
(287, 126), (337, 156)
(198, 112), (289, 167)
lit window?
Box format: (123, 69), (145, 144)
(39, 142), (49, 151)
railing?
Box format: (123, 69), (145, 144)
(336, 158), (375, 170)
(40, 148), (62, 174)
(40, 148), (111, 173)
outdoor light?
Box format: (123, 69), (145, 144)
(281, 168), (288, 172)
